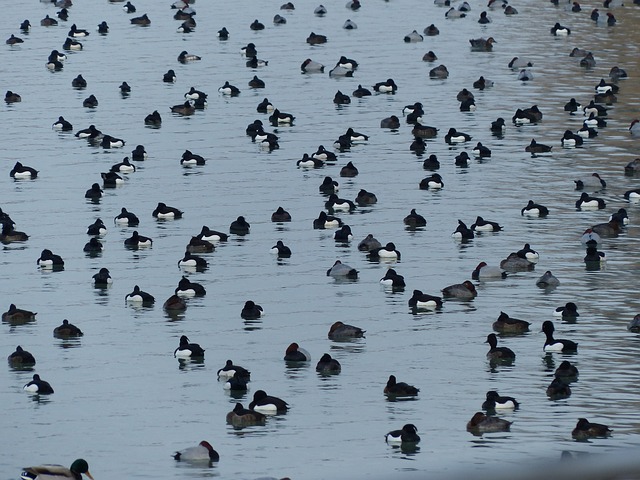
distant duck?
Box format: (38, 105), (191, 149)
(130, 13), (151, 25)
(175, 276), (206, 297)
(316, 353), (341, 373)
(564, 98), (581, 114)
(609, 66), (627, 80)
(380, 115), (400, 128)
(250, 19), (265, 30)
(68, 24), (90, 37)
(178, 50), (201, 63)
(174, 335), (204, 359)
(273, 14), (287, 24)
(368, 242), (401, 261)
(442, 280), (477, 299)
(98, 21), (109, 34)
(326, 260), (357, 279)
(500, 252), (535, 272)
(424, 24), (440, 36)
(429, 65), (449, 79)
(576, 192), (605, 209)
(75, 125), (101, 139)
(144, 111), (162, 127)
(452, 219), (474, 240)
(241, 300), (264, 320)
(37, 249), (64, 269)
(471, 216), (502, 231)
(229, 216), (250, 235)
(423, 51), (438, 62)
(314, 4), (328, 15)
(181, 150), (205, 166)
(125, 285), (154, 305)
(170, 101), (195, 116)
(269, 109), (295, 125)
(8, 346), (36, 366)
(521, 200), (549, 217)
(492, 311), (530, 333)
(404, 209), (427, 228)
(551, 22), (571, 35)
(82, 95), (98, 108)
(256, 98), (274, 113)
(218, 81), (240, 96)
(333, 225), (353, 242)
(575, 173), (606, 190)
(83, 237), (103, 254)
(358, 234), (381, 252)
(474, 76), (494, 89)
(249, 390), (289, 414)
(249, 75), (265, 88)
(178, 251), (208, 271)
(246, 56), (268, 68)
(472, 142), (491, 157)
(373, 79), (398, 93)
(419, 173), (444, 189)
(482, 390), (519, 410)
(124, 231), (152, 248)
(100, 135), (125, 148)
(555, 360), (579, 381)
(353, 85), (372, 97)
(408, 289), (442, 309)
(84, 183), (103, 200)
(554, 302), (579, 318)
(491, 117), (506, 133)
(580, 52), (596, 68)
(485, 333), (516, 360)
(173, 441), (219, 463)
(328, 321), (364, 339)
(163, 69), (177, 83)
(284, 342), (311, 362)
(20, 20), (31, 32)
(53, 319), (83, 337)
(217, 27), (229, 39)
(313, 211), (343, 229)
(2, 304), (36, 323)
(5, 91), (22, 103)
(516, 243), (539, 262)
(580, 228), (601, 245)
(355, 189), (377, 206)
(217, 359), (251, 380)
(380, 269), (406, 289)
(591, 218), (622, 237)
(10, 162), (38, 179)
(516, 69), (533, 81)
(536, 271), (560, 288)
(542, 321), (577, 352)
(72, 75), (87, 88)
(271, 206), (291, 222)
(472, 262), (507, 280)
(41, 15), (58, 27)
(63, 37), (83, 50)
(411, 137), (426, 153)
(546, 378), (571, 399)
(467, 412), (512, 433)
(270, 240), (291, 257)
(445, 127), (472, 144)
(385, 424), (421, 445)
(469, 37), (496, 50)
(325, 194), (356, 212)
(153, 202), (183, 219)
(306, 32), (327, 44)
(226, 403), (266, 426)
(92, 267), (112, 286)
(23, 374), (54, 394)
(478, 11), (491, 22)
(123, 1), (136, 12)
(52, 116), (73, 131)
(572, 418), (612, 440)
(446, 7), (467, 18)
(114, 207), (139, 226)
(313, 145), (337, 162)
(301, 58), (325, 73)
(384, 375), (419, 396)
(584, 246), (605, 265)
(404, 30), (424, 42)
(456, 152), (469, 168)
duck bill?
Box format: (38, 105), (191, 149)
(85, 471), (95, 480)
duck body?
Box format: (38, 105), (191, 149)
(8, 346), (36, 366)
(227, 403), (266, 426)
(249, 390), (289, 414)
(53, 319), (83, 337)
(482, 390), (519, 410)
(328, 321), (364, 339)
(316, 353), (341, 373)
(408, 289), (442, 309)
(23, 374), (54, 394)
(384, 375), (419, 396)
(485, 333), (516, 360)
(241, 301), (264, 320)
(125, 285), (154, 305)
(173, 441), (219, 462)
(492, 311), (530, 333)
(572, 418), (612, 440)
(467, 412), (511, 433)
(217, 359), (251, 380)
(284, 342), (311, 362)
(542, 320), (577, 352)
(174, 335), (204, 359)
(442, 281), (477, 299)
(385, 424), (420, 445)
(21, 459), (93, 480)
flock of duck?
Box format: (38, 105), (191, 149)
(3, 0), (640, 477)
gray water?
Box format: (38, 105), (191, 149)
(2, 0), (640, 479)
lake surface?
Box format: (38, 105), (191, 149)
(2, 0), (640, 479)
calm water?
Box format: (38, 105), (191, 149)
(2, 0), (640, 479)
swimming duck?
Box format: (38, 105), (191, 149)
(269, 109), (294, 125)
(100, 135), (125, 149)
(555, 360), (579, 381)
(41, 15), (58, 27)
(452, 220), (474, 240)
(584, 100), (607, 117)
(429, 65), (449, 79)
(491, 117), (506, 133)
(551, 22), (571, 35)
(218, 81), (240, 96)
(130, 13), (151, 25)
(629, 315), (640, 333)
(580, 228), (600, 245)
(546, 378), (571, 399)
(241, 300), (264, 320)
(300, 58), (325, 73)
(423, 51), (438, 62)
(333, 225), (353, 242)
(306, 32), (327, 44)
(579, 52), (596, 68)
(471, 216), (502, 231)
(380, 115), (400, 128)
(419, 173), (444, 190)
(10, 162), (38, 179)
(591, 218), (621, 237)
(564, 98), (581, 114)
(554, 302), (579, 318)
(368, 242), (401, 261)
(355, 189), (377, 206)
(68, 24), (89, 37)
(384, 375), (419, 397)
(584, 246), (605, 266)
(446, 7), (467, 18)
(178, 251), (208, 271)
(584, 113), (606, 128)
(595, 78), (618, 94)
(20, 460), (93, 480)
(492, 311), (531, 333)
(92, 268), (112, 287)
(98, 21), (109, 34)
(63, 38), (83, 51)
(610, 208), (629, 226)
(442, 280), (477, 299)
(174, 335), (204, 359)
(314, 4), (327, 15)
(373, 79), (398, 93)
(482, 390), (519, 410)
(20, 20), (31, 32)
(472, 143), (491, 157)
(404, 30), (423, 42)
(350, 85), (371, 99)
(37, 249), (64, 269)
(575, 173), (606, 190)
(23, 374), (54, 394)
(312, 146), (337, 163)
(485, 333), (515, 360)
(536, 271), (560, 288)
(153, 202), (183, 219)
(609, 66), (627, 80)
(455, 152), (468, 168)
(404, 209), (427, 229)
(229, 216), (250, 235)
(84, 183), (103, 200)
(249, 76), (265, 88)
(467, 412), (511, 433)
(273, 14), (287, 25)
(163, 295), (187, 313)
(246, 56), (268, 68)
(270, 241), (291, 258)
(358, 234), (382, 252)
(5, 91), (22, 103)
(411, 137), (427, 153)
(325, 194), (356, 212)
(517, 69), (533, 81)
(445, 128), (472, 144)
(313, 211), (343, 229)
(576, 192), (605, 209)
(478, 11), (491, 22)
(629, 119), (640, 136)
(71, 75), (87, 89)
(52, 319), (83, 339)
(217, 26), (229, 39)
(8, 346), (36, 366)
(83, 238), (103, 254)
(542, 320), (577, 352)
(174, 276), (206, 297)
(125, 285), (154, 305)
(82, 95), (98, 108)
(328, 321), (364, 339)
(0, 220), (28, 243)
(2, 304), (36, 323)
(572, 418), (612, 440)
(114, 207), (139, 226)
(250, 19), (265, 30)
(500, 252), (535, 271)
(408, 289), (442, 309)
(385, 424), (420, 444)
(326, 260), (357, 279)
(52, 116), (73, 131)
(472, 262), (507, 280)
(217, 359), (251, 380)
(249, 390), (289, 413)
(178, 50), (201, 63)
(271, 207), (292, 223)
(474, 76), (494, 90)
(170, 101), (195, 116)
(143, 110), (162, 127)
(380, 269), (406, 289)
(316, 353), (341, 373)
(226, 403), (266, 426)
(284, 343), (311, 362)
(469, 37), (496, 50)
(521, 200), (549, 216)
(173, 441), (219, 463)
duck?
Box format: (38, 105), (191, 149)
(455, 152), (469, 168)
(380, 115), (400, 129)
(422, 51), (438, 61)
(195, 226), (227, 243)
(0, 220), (29, 243)
(114, 207), (139, 226)
(217, 360), (251, 380)
(328, 321), (364, 339)
(246, 56), (268, 68)
(284, 343), (311, 362)
(584, 113), (606, 128)
(125, 285), (155, 305)
(629, 315), (640, 333)
(446, 7), (467, 18)
(384, 375), (419, 396)
(380, 269), (406, 289)
(467, 412), (512, 433)
(352, 85), (371, 97)
(358, 234), (382, 252)
(452, 220), (474, 240)
(500, 252), (535, 272)
(180, 150), (205, 166)
(5, 91), (22, 103)
(316, 353), (341, 373)
(52, 319), (83, 338)
(521, 200), (549, 216)
(250, 19), (265, 30)
(492, 311), (530, 333)
(580, 228), (600, 245)
(83, 238), (103, 254)
(584, 246), (606, 265)
(71, 75), (87, 89)
(595, 78), (618, 95)
(491, 118), (506, 134)
(419, 174), (444, 190)
(20, 20), (31, 32)
(84, 183), (103, 200)
(472, 262), (507, 280)
(572, 419), (612, 440)
(226, 403), (266, 426)
(579, 52), (596, 68)
(163, 295), (187, 313)
(23, 374), (54, 394)
(564, 98), (581, 114)
(122, 1), (136, 12)
(429, 65), (449, 79)
(68, 24), (89, 37)
(92, 268), (112, 287)
(37, 249), (64, 269)
(241, 300), (264, 320)
(478, 11), (491, 22)
(408, 289), (443, 309)
(10, 162), (38, 179)
(82, 95), (98, 108)
(52, 116), (73, 131)
(271, 207), (292, 222)
(100, 135), (125, 149)
(517, 69), (534, 81)
(537, 271), (560, 288)
(424, 24), (440, 36)
(485, 333), (516, 360)
(482, 390), (519, 410)
(218, 27), (229, 40)
(313, 146), (337, 163)
(313, 211), (343, 229)
(306, 32), (327, 44)
(314, 4), (327, 15)
(326, 260), (358, 279)
(609, 66), (627, 80)
(174, 335), (204, 359)
(325, 194), (356, 212)
(403, 209), (427, 229)
(373, 79), (398, 93)
(469, 37), (496, 50)
(178, 251), (208, 270)
(472, 143), (491, 157)
(98, 21), (109, 34)
(152, 202), (183, 219)
(575, 192), (605, 209)
(471, 216), (502, 231)
(269, 109), (295, 125)
(178, 50), (201, 63)
(175, 276), (206, 297)
(335, 56), (359, 71)
(445, 127), (472, 144)
(551, 22), (571, 35)
(333, 225), (353, 242)
(249, 390), (289, 413)
(173, 441), (219, 463)
(368, 242), (401, 261)
(555, 360), (579, 381)
(130, 13), (151, 25)
(8, 346), (36, 366)
(554, 302), (579, 318)
(229, 216), (250, 235)
(249, 76), (265, 88)
(584, 101), (607, 118)
(110, 158), (136, 174)
(163, 69), (177, 83)
(411, 137), (427, 153)
(546, 378), (571, 399)
(575, 173), (606, 190)
(218, 81), (240, 96)
(385, 424), (420, 445)
(41, 15), (58, 27)
(144, 111), (162, 126)
(2, 304), (36, 323)
(20, 459), (92, 480)
(610, 208), (629, 226)
(474, 76), (494, 90)
(543, 320), (578, 352)
(300, 58), (325, 74)
(63, 38), (83, 51)
(404, 30), (424, 42)
(442, 280), (477, 299)
(170, 101), (195, 116)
